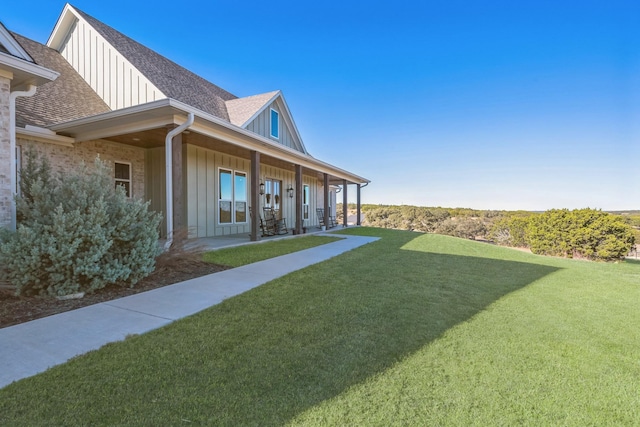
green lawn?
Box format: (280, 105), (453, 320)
(202, 235), (341, 267)
(1, 228), (639, 425)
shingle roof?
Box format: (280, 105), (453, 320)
(12, 33), (110, 127)
(73, 6), (237, 121)
(225, 91), (280, 127)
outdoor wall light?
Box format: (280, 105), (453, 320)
(259, 182), (265, 195)
(287, 185), (294, 198)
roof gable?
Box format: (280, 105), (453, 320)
(48, 4), (237, 121)
(238, 92), (308, 154)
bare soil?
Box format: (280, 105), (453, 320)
(0, 254), (230, 329)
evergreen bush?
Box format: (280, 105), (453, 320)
(527, 208), (634, 261)
(489, 215), (531, 247)
(0, 151), (162, 296)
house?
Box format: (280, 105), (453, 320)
(0, 4), (368, 242)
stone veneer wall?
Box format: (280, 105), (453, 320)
(0, 76), (11, 228)
(16, 138), (145, 199)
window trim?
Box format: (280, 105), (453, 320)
(218, 167), (248, 225)
(114, 161), (132, 198)
(218, 168), (233, 225)
(270, 108), (279, 140)
(234, 171), (248, 224)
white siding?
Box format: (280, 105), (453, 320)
(59, 18), (165, 110)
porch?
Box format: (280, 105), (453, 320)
(50, 100), (369, 242)
(185, 227), (338, 251)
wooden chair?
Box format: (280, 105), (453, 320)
(261, 208), (277, 236)
(316, 208), (337, 229)
(250, 207), (276, 237)
(263, 208), (288, 235)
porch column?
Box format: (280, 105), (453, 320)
(357, 184), (362, 226)
(172, 133), (184, 236)
(342, 179), (348, 227)
(323, 173), (329, 230)
(295, 164), (303, 234)
(250, 150), (261, 242)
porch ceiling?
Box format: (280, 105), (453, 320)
(105, 127), (319, 175)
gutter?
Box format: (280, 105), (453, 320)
(164, 112), (194, 249)
(9, 85), (37, 230)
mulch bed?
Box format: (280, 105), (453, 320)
(0, 254), (230, 329)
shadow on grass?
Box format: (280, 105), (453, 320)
(0, 229), (561, 425)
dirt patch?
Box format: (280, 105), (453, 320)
(0, 253), (230, 329)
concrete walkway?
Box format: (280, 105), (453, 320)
(0, 233), (378, 389)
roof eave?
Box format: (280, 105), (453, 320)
(0, 51), (59, 88)
(48, 98), (370, 184)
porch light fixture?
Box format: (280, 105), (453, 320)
(259, 182), (265, 195)
(287, 185), (294, 198)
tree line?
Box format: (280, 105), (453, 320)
(338, 204), (637, 261)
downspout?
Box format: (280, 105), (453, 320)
(164, 113), (194, 249)
(9, 85), (37, 230)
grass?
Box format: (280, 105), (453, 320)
(202, 235), (341, 267)
(1, 228), (639, 425)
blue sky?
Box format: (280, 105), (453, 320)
(4, 1), (639, 210)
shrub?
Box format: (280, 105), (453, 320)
(527, 209), (634, 261)
(489, 215), (531, 247)
(435, 217), (487, 240)
(0, 151), (162, 296)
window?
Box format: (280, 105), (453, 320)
(114, 162), (131, 197)
(264, 178), (282, 211)
(303, 184), (310, 220)
(235, 172), (247, 223)
(219, 169), (247, 224)
(270, 109), (279, 139)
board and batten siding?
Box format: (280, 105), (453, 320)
(185, 144), (252, 238)
(245, 100), (303, 152)
(146, 144), (320, 238)
(59, 18), (164, 110)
